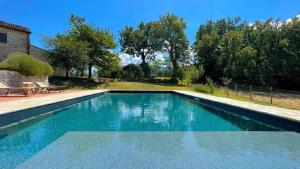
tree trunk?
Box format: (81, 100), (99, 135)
(169, 46), (177, 81)
(170, 53), (177, 80)
(171, 60), (177, 80)
(88, 64), (92, 79)
(141, 55), (148, 78)
(141, 55), (146, 64)
(65, 69), (69, 79)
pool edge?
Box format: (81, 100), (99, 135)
(0, 89), (299, 132)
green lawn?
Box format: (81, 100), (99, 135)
(49, 77), (299, 111)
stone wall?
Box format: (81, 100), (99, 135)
(0, 70), (48, 87)
(30, 45), (48, 62)
(0, 27), (29, 61)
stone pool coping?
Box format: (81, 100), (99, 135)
(0, 90), (109, 116)
(0, 89), (299, 129)
(173, 90), (300, 123)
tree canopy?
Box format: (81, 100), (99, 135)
(194, 16), (300, 88)
(44, 34), (90, 78)
(44, 14), (118, 79)
(44, 13), (300, 89)
(119, 22), (163, 77)
(69, 15), (117, 79)
(159, 13), (189, 80)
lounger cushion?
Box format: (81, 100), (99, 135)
(0, 82), (9, 89)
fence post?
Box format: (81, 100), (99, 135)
(235, 84), (237, 95)
(270, 87), (273, 104)
(249, 85), (252, 100)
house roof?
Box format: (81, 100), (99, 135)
(0, 20), (31, 34)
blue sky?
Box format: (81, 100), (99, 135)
(0, 0), (299, 49)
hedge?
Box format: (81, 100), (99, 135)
(0, 52), (53, 76)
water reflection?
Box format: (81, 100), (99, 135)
(16, 132), (300, 169)
(0, 93), (282, 168)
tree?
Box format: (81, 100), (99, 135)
(149, 59), (163, 77)
(122, 64), (142, 79)
(220, 30), (244, 79)
(194, 32), (220, 79)
(97, 52), (121, 78)
(182, 65), (204, 86)
(159, 13), (189, 80)
(194, 17), (241, 80)
(280, 16), (300, 88)
(236, 46), (257, 83)
(69, 15), (117, 79)
(44, 34), (90, 78)
(193, 15), (300, 89)
(119, 22), (163, 77)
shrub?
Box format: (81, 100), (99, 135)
(122, 64), (141, 79)
(0, 52), (53, 76)
(205, 77), (217, 93)
(192, 84), (211, 93)
(220, 77), (232, 96)
(182, 65), (204, 86)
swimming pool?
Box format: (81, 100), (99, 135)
(0, 92), (299, 169)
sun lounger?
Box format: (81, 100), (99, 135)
(0, 81), (10, 96)
(35, 82), (65, 93)
(0, 81), (35, 96)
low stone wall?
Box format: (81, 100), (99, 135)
(0, 70), (48, 87)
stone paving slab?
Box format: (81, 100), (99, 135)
(173, 90), (300, 123)
(0, 90), (109, 115)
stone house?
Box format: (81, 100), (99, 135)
(0, 20), (48, 62)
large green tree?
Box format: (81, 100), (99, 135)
(119, 22), (163, 77)
(69, 15), (117, 79)
(194, 15), (300, 89)
(194, 17), (241, 80)
(159, 13), (189, 80)
(220, 30), (244, 78)
(281, 16), (300, 86)
(45, 34), (90, 78)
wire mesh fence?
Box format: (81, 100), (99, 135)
(225, 84), (300, 110)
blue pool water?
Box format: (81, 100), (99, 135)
(0, 93), (299, 169)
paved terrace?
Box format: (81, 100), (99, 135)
(0, 90), (108, 116)
(0, 89), (299, 123)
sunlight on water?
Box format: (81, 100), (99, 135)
(0, 93), (290, 169)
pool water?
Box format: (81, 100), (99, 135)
(0, 93), (298, 169)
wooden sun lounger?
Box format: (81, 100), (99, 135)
(35, 82), (65, 93)
(0, 81), (10, 96)
(0, 81), (35, 96)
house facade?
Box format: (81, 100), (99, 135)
(0, 20), (47, 62)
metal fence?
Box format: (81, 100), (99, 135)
(224, 84), (300, 110)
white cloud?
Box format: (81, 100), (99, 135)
(150, 52), (168, 62)
(285, 14), (300, 24)
(118, 53), (141, 65)
(286, 18), (292, 23)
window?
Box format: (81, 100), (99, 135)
(0, 33), (7, 43)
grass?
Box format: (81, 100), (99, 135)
(49, 76), (300, 111)
(99, 81), (189, 90)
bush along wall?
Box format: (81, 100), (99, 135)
(0, 52), (53, 76)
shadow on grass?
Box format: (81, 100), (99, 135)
(118, 78), (186, 87)
(49, 77), (185, 90)
(49, 76), (101, 89)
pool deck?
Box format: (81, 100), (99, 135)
(174, 90), (300, 123)
(0, 89), (299, 123)
(0, 90), (109, 116)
